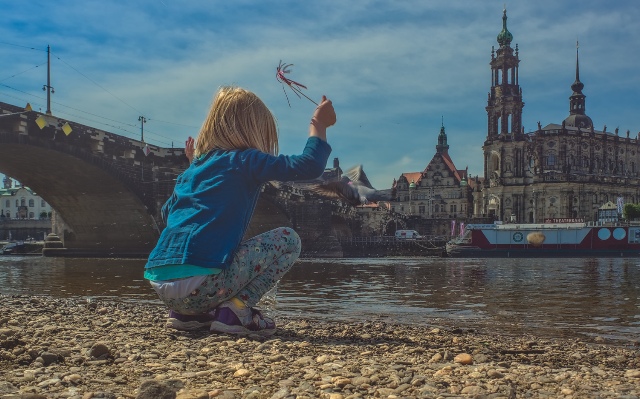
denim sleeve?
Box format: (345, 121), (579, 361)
(242, 137), (332, 183)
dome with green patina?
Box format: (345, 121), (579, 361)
(409, 181), (416, 189)
(497, 9), (513, 47)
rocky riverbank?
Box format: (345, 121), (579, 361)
(0, 295), (639, 399)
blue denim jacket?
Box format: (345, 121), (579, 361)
(145, 137), (331, 270)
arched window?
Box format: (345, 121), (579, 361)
(20, 198), (25, 206)
(41, 200), (46, 207)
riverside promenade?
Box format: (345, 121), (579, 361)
(0, 295), (639, 398)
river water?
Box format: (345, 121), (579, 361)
(0, 256), (638, 344)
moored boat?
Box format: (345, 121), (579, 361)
(446, 221), (640, 257)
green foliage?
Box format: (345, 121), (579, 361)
(623, 203), (640, 220)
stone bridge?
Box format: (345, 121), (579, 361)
(0, 101), (361, 257)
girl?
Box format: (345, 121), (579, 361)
(144, 86), (336, 336)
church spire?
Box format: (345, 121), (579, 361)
(571, 41), (584, 95)
(564, 41), (593, 129)
(436, 118), (449, 155)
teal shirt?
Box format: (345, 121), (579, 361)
(144, 264), (221, 281)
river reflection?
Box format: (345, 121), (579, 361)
(0, 256), (638, 343)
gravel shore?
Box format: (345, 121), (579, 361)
(0, 295), (639, 399)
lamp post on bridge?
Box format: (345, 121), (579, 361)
(138, 116), (147, 142)
(42, 45), (54, 115)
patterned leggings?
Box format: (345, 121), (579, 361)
(159, 227), (301, 315)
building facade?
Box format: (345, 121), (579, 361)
(477, 9), (639, 223)
(392, 124), (475, 237)
(0, 176), (52, 219)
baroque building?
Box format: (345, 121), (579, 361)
(392, 123), (475, 236)
(477, 9), (639, 223)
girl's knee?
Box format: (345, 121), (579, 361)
(280, 227), (301, 255)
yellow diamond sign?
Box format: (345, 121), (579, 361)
(35, 115), (47, 129)
(62, 122), (72, 136)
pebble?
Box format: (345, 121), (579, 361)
(0, 295), (639, 399)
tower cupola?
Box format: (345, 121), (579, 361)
(497, 8), (513, 47)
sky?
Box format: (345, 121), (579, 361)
(1, 0), (639, 190)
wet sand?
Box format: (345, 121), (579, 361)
(0, 295), (639, 398)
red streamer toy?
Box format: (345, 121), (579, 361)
(276, 60), (318, 107)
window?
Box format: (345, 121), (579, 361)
(450, 204), (457, 213)
(20, 198), (25, 206)
(5, 200), (9, 208)
(546, 155), (556, 166)
(29, 212), (34, 219)
(41, 200), (46, 207)
(29, 199), (34, 207)
(15, 200), (18, 207)
(418, 205), (425, 214)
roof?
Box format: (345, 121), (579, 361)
(540, 123), (629, 138)
(0, 187), (38, 197)
(599, 201), (617, 210)
(399, 172), (422, 186)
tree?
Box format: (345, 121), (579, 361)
(622, 203), (640, 221)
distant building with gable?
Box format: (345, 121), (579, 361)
(0, 176), (52, 220)
(391, 123), (476, 237)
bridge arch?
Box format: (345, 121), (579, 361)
(0, 104), (189, 256)
(0, 138), (159, 256)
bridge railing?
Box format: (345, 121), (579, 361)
(340, 235), (450, 245)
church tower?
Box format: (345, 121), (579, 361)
(480, 8), (529, 221)
(485, 8), (524, 140)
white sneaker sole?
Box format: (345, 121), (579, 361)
(210, 321), (276, 337)
(166, 318), (212, 331)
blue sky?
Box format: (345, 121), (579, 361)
(1, 0), (639, 189)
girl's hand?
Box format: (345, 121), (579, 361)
(185, 136), (195, 163)
(312, 95), (336, 128)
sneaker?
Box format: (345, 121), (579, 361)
(210, 301), (276, 336)
(166, 309), (217, 331)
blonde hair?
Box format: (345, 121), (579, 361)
(194, 86), (279, 157)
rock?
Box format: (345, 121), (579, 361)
(88, 342), (111, 359)
(625, 369), (640, 378)
(136, 380), (176, 399)
(0, 381), (17, 394)
(454, 353), (473, 365)
(176, 390), (209, 399)
(429, 353), (442, 363)
(39, 351), (61, 365)
(487, 369), (504, 378)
